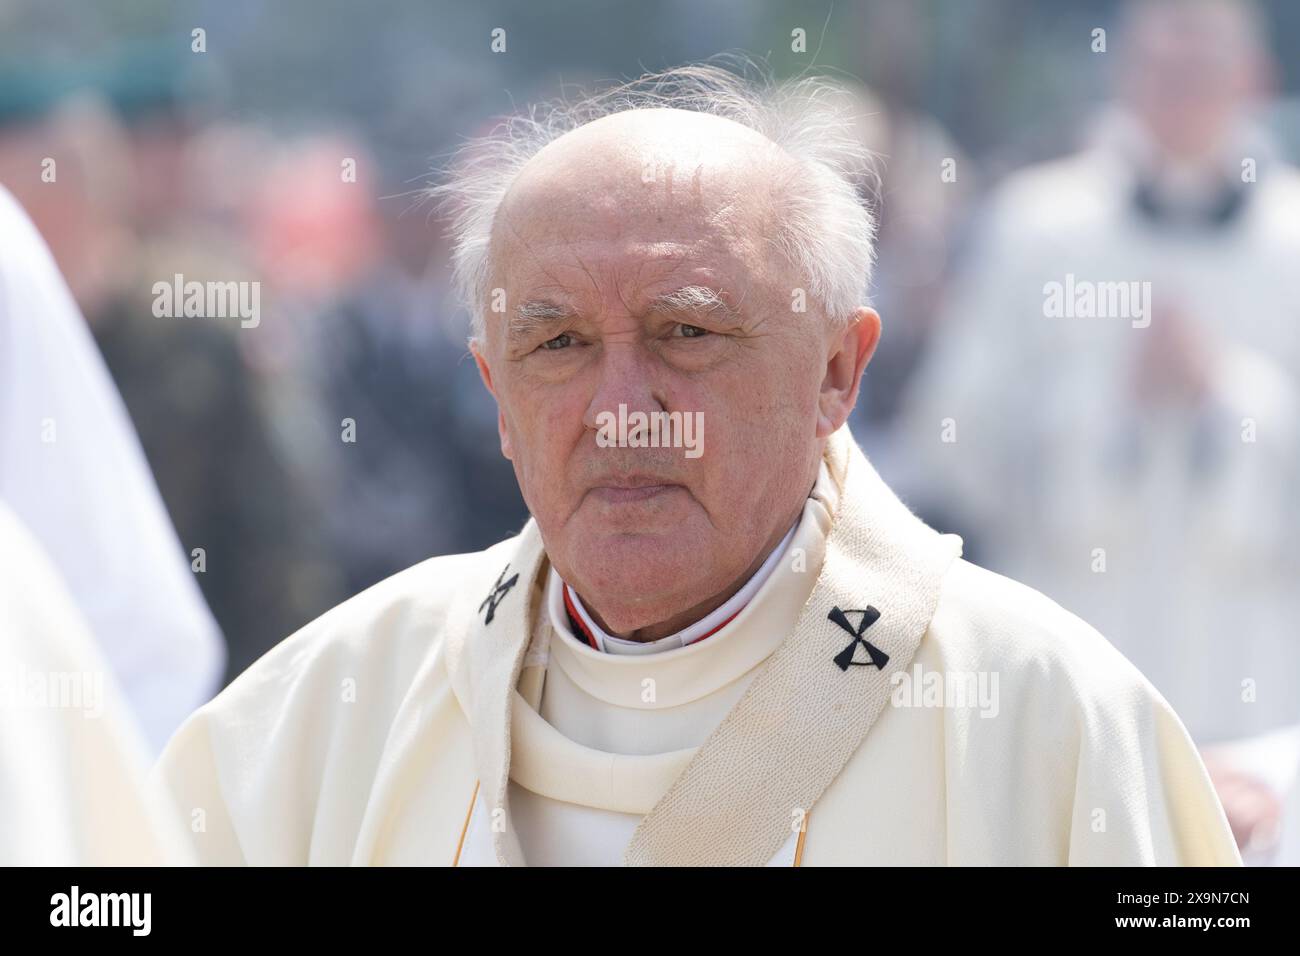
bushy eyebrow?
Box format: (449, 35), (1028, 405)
(649, 286), (742, 325)
(508, 299), (576, 345)
(507, 285), (741, 345)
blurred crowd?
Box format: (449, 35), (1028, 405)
(1, 0), (1297, 864)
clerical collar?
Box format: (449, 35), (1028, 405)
(548, 519), (799, 656)
(1086, 106), (1265, 232)
(1131, 171), (1249, 231)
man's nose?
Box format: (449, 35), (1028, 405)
(581, 343), (666, 431)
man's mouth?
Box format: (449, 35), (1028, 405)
(586, 476), (683, 505)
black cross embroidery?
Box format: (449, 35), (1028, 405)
(479, 564), (519, 625)
(829, 605), (888, 671)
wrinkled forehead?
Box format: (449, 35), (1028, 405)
(490, 109), (789, 299)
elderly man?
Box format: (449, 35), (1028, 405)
(154, 65), (1239, 866)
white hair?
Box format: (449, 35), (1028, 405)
(427, 58), (879, 343)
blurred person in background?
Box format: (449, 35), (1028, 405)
(0, 181), (224, 754)
(835, 81), (974, 488)
(895, 0), (1300, 863)
(101, 123), (349, 682)
(0, 53), (349, 685)
(303, 155), (529, 596)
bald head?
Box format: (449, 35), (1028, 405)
(503, 107), (786, 217)
(431, 64), (878, 342)
(489, 108), (799, 342)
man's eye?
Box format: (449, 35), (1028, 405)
(540, 333), (573, 351)
(675, 324), (709, 338)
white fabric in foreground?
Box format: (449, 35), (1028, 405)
(0, 502), (194, 864)
(0, 185), (225, 754)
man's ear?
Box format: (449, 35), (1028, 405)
(471, 338), (514, 460)
(817, 306), (881, 438)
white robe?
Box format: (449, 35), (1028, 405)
(0, 502), (193, 865)
(153, 426), (1240, 865)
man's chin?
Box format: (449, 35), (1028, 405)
(559, 533), (705, 617)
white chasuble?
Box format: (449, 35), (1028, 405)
(154, 425), (1241, 866)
